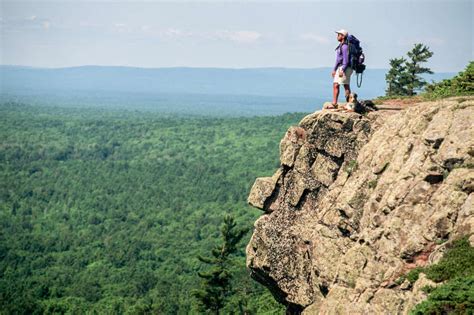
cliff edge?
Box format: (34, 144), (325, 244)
(246, 97), (474, 314)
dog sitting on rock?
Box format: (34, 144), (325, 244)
(344, 92), (359, 112)
(323, 93), (377, 114)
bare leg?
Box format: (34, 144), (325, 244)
(333, 83), (340, 104)
(343, 84), (351, 102)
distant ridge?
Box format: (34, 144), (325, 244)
(0, 65), (455, 98)
(0, 65), (456, 116)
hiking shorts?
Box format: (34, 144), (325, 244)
(333, 66), (353, 85)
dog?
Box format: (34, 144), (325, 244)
(344, 93), (378, 113)
(343, 92), (359, 112)
(323, 93), (377, 113)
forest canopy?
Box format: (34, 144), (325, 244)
(0, 102), (304, 314)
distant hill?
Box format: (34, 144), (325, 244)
(0, 65), (456, 116)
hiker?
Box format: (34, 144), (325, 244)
(331, 29), (353, 108)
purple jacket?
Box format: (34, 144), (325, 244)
(333, 42), (349, 72)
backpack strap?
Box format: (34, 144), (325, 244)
(356, 72), (363, 88)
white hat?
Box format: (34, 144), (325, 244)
(335, 29), (348, 37)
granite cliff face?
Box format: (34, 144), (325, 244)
(246, 97), (474, 314)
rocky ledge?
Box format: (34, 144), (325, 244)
(246, 97), (474, 314)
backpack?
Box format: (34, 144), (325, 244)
(346, 34), (366, 87)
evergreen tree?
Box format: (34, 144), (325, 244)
(385, 57), (409, 96)
(385, 43), (433, 97)
(193, 215), (249, 314)
(405, 43), (434, 95)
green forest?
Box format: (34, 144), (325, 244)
(4, 61), (472, 313)
(0, 102), (306, 314)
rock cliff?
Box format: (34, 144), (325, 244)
(246, 97), (474, 314)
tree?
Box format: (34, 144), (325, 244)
(405, 43), (434, 95)
(385, 43), (434, 96)
(192, 215), (249, 314)
(385, 57), (409, 96)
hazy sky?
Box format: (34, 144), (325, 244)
(1, 0), (472, 72)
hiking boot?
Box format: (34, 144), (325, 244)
(323, 102), (338, 109)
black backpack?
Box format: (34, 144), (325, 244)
(346, 34), (366, 87)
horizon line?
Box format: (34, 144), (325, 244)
(0, 64), (392, 71)
(1, 64), (461, 74)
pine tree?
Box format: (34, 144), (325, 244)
(405, 43), (434, 95)
(385, 43), (434, 97)
(193, 214), (249, 314)
(386, 57), (409, 96)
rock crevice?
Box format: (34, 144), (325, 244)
(246, 97), (474, 314)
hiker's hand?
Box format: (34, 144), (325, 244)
(331, 71), (335, 78)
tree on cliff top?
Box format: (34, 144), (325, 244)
(386, 57), (409, 96)
(386, 43), (434, 97)
(192, 214), (249, 314)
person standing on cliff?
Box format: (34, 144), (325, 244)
(330, 29), (353, 108)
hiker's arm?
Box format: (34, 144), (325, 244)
(333, 46), (341, 71)
(341, 44), (349, 71)
(333, 58), (339, 72)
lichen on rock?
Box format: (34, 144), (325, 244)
(246, 97), (474, 314)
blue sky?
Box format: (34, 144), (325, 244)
(1, 0), (472, 72)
